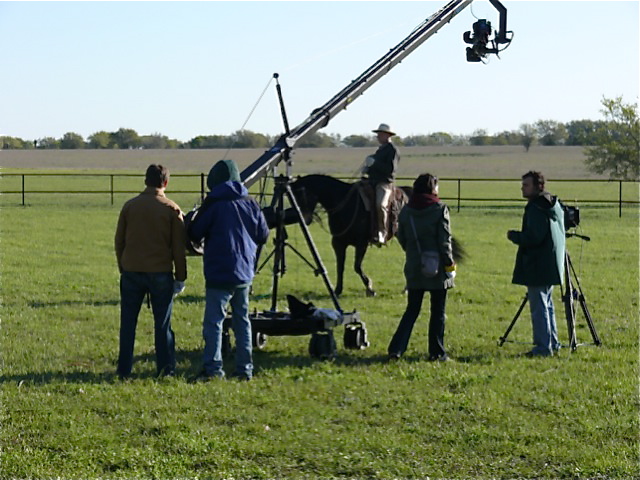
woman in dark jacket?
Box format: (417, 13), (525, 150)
(388, 173), (456, 361)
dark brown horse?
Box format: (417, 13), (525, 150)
(290, 174), (409, 297)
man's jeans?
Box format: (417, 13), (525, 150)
(118, 271), (176, 377)
(202, 286), (253, 378)
(527, 285), (561, 355)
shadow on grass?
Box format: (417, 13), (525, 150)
(1, 334), (504, 386)
(29, 299), (119, 308)
(0, 342), (396, 386)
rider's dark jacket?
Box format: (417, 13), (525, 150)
(368, 142), (400, 185)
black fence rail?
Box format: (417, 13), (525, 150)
(0, 172), (638, 216)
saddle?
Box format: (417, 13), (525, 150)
(357, 181), (407, 244)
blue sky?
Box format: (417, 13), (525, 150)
(1, 1), (638, 142)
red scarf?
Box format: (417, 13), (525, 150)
(408, 193), (440, 210)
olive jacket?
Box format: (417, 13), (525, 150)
(509, 192), (565, 286)
(397, 200), (455, 290)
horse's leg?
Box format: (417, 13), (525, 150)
(332, 238), (346, 297)
(354, 243), (375, 297)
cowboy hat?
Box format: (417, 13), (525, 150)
(372, 123), (396, 136)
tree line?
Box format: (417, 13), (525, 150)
(2, 97), (637, 179)
(0, 119), (617, 151)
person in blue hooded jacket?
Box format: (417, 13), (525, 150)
(507, 170), (565, 357)
(188, 159), (269, 380)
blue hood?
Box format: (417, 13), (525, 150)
(207, 180), (248, 202)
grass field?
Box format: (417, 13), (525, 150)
(1, 148), (638, 479)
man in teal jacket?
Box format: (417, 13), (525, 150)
(507, 171), (566, 357)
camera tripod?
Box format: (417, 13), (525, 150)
(256, 172), (341, 313)
(499, 236), (601, 352)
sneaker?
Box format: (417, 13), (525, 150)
(387, 353), (401, 361)
(229, 373), (251, 382)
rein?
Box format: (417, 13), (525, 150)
(297, 178), (363, 239)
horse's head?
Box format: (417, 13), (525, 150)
(289, 177), (320, 225)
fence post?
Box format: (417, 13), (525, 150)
(110, 174), (114, 206)
(619, 180), (622, 218)
(457, 179), (461, 213)
(21, 174), (25, 206)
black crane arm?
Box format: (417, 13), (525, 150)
(241, 0), (494, 188)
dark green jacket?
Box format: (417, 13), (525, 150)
(397, 202), (455, 290)
(509, 193), (565, 286)
(368, 142), (399, 185)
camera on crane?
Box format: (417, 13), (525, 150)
(462, 0), (512, 62)
(464, 19), (494, 62)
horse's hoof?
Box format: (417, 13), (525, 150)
(366, 290), (376, 297)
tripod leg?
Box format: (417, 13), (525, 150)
(567, 254), (602, 346)
(562, 254), (577, 351)
(498, 295), (528, 346)
(285, 184), (342, 311)
(577, 293), (602, 346)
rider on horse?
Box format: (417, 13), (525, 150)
(362, 123), (400, 245)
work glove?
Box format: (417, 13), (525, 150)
(360, 156), (375, 176)
(445, 263), (456, 279)
(173, 280), (186, 296)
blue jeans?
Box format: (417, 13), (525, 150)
(388, 289), (447, 359)
(118, 271), (176, 377)
(527, 285), (561, 355)
(202, 286), (253, 378)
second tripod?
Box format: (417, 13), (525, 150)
(499, 247), (601, 352)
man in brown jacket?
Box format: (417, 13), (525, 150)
(115, 164), (187, 378)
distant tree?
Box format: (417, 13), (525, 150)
(565, 119), (604, 146)
(189, 135), (229, 149)
(37, 137), (60, 149)
(229, 130), (270, 148)
(430, 132), (453, 145)
(110, 128), (141, 149)
(535, 120), (568, 146)
(400, 135), (425, 147)
(60, 132), (85, 149)
(402, 133), (452, 146)
(1, 136), (32, 149)
(519, 123), (537, 152)
(450, 135), (470, 146)
(342, 135), (374, 147)
(88, 131), (112, 149)
(298, 132), (336, 148)
(469, 129), (491, 146)
(141, 133), (170, 149)
(585, 96), (639, 180)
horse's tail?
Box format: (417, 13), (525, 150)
(452, 236), (467, 264)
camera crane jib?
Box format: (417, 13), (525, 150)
(240, 0), (512, 188)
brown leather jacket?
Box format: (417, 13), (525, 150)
(115, 187), (187, 281)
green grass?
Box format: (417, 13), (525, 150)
(1, 189), (638, 478)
